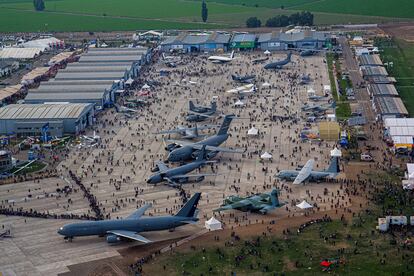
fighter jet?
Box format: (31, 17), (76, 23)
(147, 145), (216, 187)
(231, 74), (256, 84)
(154, 124), (218, 139)
(186, 101), (218, 122)
(58, 193), (201, 243)
(166, 114), (244, 162)
(114, 103), (138, 114)
(301, 102), (336, 113)
(214, 189), (284, 215)
(226, 84), (257, 98)
(275, 157), (340, 184)
(264, 53), (292, 70)
(208, 51), (235, 63)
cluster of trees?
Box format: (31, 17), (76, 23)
(33, 0), (45, 11)
(246, 11), (314, 28)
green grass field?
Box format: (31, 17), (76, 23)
(0, 0), (412, 32)
(294, 0), (414, 19)
(377, 38), (414, 116)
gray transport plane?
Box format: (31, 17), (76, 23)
(147, 145), (216, 187)
(57, 193), (201, 243)
(186, 101), (217, 122)
(275, 157), (340, 184)
(264, 53), (292, 70)
(154, 124), (218, 139)
(166, 114), (244, 162)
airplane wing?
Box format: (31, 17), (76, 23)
(107, 230), (152, 243)
(293, 159), (314, 184)
(214, 201), (251, 212)
(154, 129), (181, 135)
(171, 173), (218, 179)
(164, 139), (194, 147)
(187, 111), (215, 117)
(155, 161), (169, 173)
(126, 203), (152, 219)
(191, 144), (245, 153)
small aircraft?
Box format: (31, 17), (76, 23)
(165, 115), (244, 162)
(275, 157), (340, 184)
(208, 51), (235, 63)
(81, 131), (101, 144)
(252, 57), (269, 64)
(226, 84), (257, 97)
(213, 189), (284, 215)
(114, 103), (138, 114)
(264, 53), (292, 70)
(301, 102), (335, 113)
(186, 101), (218, 122)
(154, 124), (218, 139)
(147, 145), (216, 187)
(299, 74), (312, 85)
(231, 74), (256, 84)
(58, 193), (201, 243)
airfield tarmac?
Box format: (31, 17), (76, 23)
(0, 51), (352, 275)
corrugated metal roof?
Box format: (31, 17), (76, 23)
(232, 34), (256, 43)
(359, 55), (383, 66)
(31, 84), (109, 93)
(258, 30), (327, 43)
(0, 104), (92, 119)
(79, 55), (141, 63)
(0, 48), (42, 59)
(361, 66), (388, 77)
(42, 79), (115, 86)
(25, 92), (105, 101)
(55, 71), (125, 80)
(370, 84), (399, 97)
(374, 96), (408, 116)
(63, 65), (130, 73)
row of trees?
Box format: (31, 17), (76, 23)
(246, 11), (314, 28)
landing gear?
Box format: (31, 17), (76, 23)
(64, 236), (73, 242)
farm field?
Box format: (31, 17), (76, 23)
(294, 0), (414, 19)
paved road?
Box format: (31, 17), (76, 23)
(338, 36), (375, 121)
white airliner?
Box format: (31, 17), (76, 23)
(208, 51), (235, 63)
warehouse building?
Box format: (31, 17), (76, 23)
(369, 84), (399, 97)
(361, 66), (389, 79)
(161, 32), (231, 52)
(23, 47), (148, 109)
(230, 34), (256, 50)
(0, 103), (94, 137)
(367, 76), (396, 84)
(359, 54), (383, 67)
(373, 96), (408, 118)
(258, 30), (328, 51)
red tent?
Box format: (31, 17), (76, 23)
(320, 260), (332, 267)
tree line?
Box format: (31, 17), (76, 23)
(246, 11), (314, 28)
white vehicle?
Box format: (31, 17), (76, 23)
(226, 84), (256, 97)
(360, 153), (373, 162)
(208, 51), (235, 63)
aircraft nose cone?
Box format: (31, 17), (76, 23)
(146, 178), (152, 184)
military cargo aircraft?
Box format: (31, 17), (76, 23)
(264, 53), (292, 70)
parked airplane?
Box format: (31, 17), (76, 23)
(125, 98), (150, 106)
(208, 51), (235, 63)
(226, 84), (257, 97)
(114, 103), (138, 114)
(275, 157), (340, 184)
(299, 74), (312, 85)
(186, 101), (218, 122)
(301, 102), (336, 113)
(231, 74), (256, 84)
(264, 53), (292, 70)
(213, 189), (284, 214)
(252, 57), (269, 64)
(166, 114), (244, 162)
(147, 145), (216, 187)
(81, 131), (101, 144)
(308, 95), (329, 102)
(154, 125), (218, 139)
(58, 193), (201, 243)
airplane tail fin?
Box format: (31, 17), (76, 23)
(326, 157), (340, 174)
(287, 52), (292, 61)
(231, 74), (237, 81)
(194, 125), (199, 137)
(211, 101), (217, 112)
(195, 145), (207, 161)
(217, 114), (234, 136)
(175, 192), (201, 217)
(230, 50), (235, 59)
(270, 189), (280, 207)
(189, 100), (195, 111)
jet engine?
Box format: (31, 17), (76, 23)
(165, 143), (181, 152)
(106, 234), (121, 243)
(191, 150), (201, 158)
(259, 206), (273, 215)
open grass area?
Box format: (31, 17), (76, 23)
(190, 0), (317, 9)
(377, 38), (414, 116)
(293, 0), (414, 19)
(0, 9), (219, 32)
(9, 160), (46, 175)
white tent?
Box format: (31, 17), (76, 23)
(234, 100), (245, 107)
(100, 42), (108, 48)
(330, 147), (342, 157)
(296, 200), (313, 209)
(262, 82), (271, 88)
(260, 152), (272, 160)
(307, 87), (316, 96)
(142, 84), (150, 89)
(247, 127), (258, 136)
(205, 217), (222, 230)
(264, 50), (271, 55)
